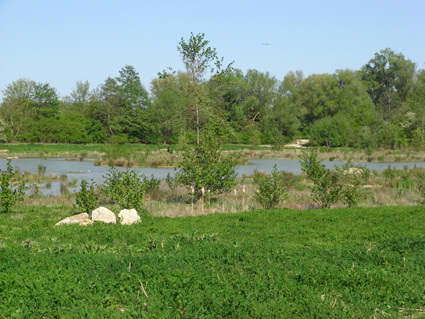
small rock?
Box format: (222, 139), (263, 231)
(55, 213), (89, 226)
(343, 167), (363, 175)
(118, 209), (141, 225)
(79, 219), (94, 226)
(92, 207), (116, 224)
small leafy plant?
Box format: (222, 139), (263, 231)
(253, 165), (287, 209)
(301, 148), (365, 208)
(74, 179), (99, 214)
(0, 159), (31, 213)
(101, 168), (146, 210)
(176, 133), (239, 201)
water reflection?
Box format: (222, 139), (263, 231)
(2, 157), (425, 196)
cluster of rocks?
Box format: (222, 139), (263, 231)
(54, 207), (141, 226)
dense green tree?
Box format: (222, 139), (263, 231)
(297, 73), (340, 126)
(242, 69), (277, 124)
(32, 82), (60, 118)
(405, 69), (425, 133)
(333, 69), (376, 128)
(91, 77), (122, 137)
(217, 69), (251, 132)
(361, 48), (416, 120)
(261, 97), (300, 146)
(0, 79), (36, 141)
(307, 114), (350, 147)
(89, 66), (151, 142)
(150, 72), (195, 143)
(116, 65), (149, 109)
(19, 115), (97, 143)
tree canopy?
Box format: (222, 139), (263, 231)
(0, 40), (423, 150)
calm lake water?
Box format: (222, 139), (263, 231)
(2, 157), (425, 196)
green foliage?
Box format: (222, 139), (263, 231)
(32, 82), (60, 118)
(300, 148), (325, 181)
(253, 165), (288, 209)
(101, 168), (146, 210)
(176, 133), (238, 201)
(310, 169), (343, 209)
(74, 179), (99, 214)
(142, 174), (161, 199)
(301, 148), (365, 208)
(361, 48), (416, 120)
(0, 159), (31, 213)
(307, 114), (350, 147)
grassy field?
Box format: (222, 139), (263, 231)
(1, 205), (425, 318)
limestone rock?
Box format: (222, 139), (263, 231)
(55, 213), (89, 226)
(118, 209), (141, 225)
(92, 207), (116, 224)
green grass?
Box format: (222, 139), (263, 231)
(1, 206), (425, 318)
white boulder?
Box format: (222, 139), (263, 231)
(55, 213), (89, 226)
(92, 207), (116, 224)
(118, 209), (141, 225)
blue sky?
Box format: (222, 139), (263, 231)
(0, 0), (424, 99)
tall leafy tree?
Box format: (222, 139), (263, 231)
(149, 72), (193, 143)
(115, 65), (151, 142)
(91, 65), (150, 142)
(69, 80), (92, 104)
(116, 65), (149, 110)
(406, 69), (425, 131)
(177, 32), (222, 144)
(91, 77), (122, 137)
(297, 73), (340, 126)
(62, 80), (94, 117)
(0, 78), (36, 141)
(32, 82), (60, 118)
(361, 48), (416, 120)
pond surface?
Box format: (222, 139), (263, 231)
(2, 157), (425, 196)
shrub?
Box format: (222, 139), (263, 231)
(253, 165), (287, 209)
(301, 148), (365, 208)
(142, 175), (161, 200)
(176, 133), (239, 201)
(101, 168), (146, 210)
(0, 159), (31, 213)
(74, 179), (99, 214)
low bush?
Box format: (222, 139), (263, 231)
(253, 165), (288, 209)
(101, 168), (146, 211)
(301, 148), (366, 208)
(0, 159), (32, 213)
(74, 179), (99, 214)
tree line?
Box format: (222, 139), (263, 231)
(1, 33), (424, 149)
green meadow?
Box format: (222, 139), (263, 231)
(1, 205), (424, 318)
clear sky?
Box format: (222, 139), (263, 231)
(0, 0), (424, 99)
